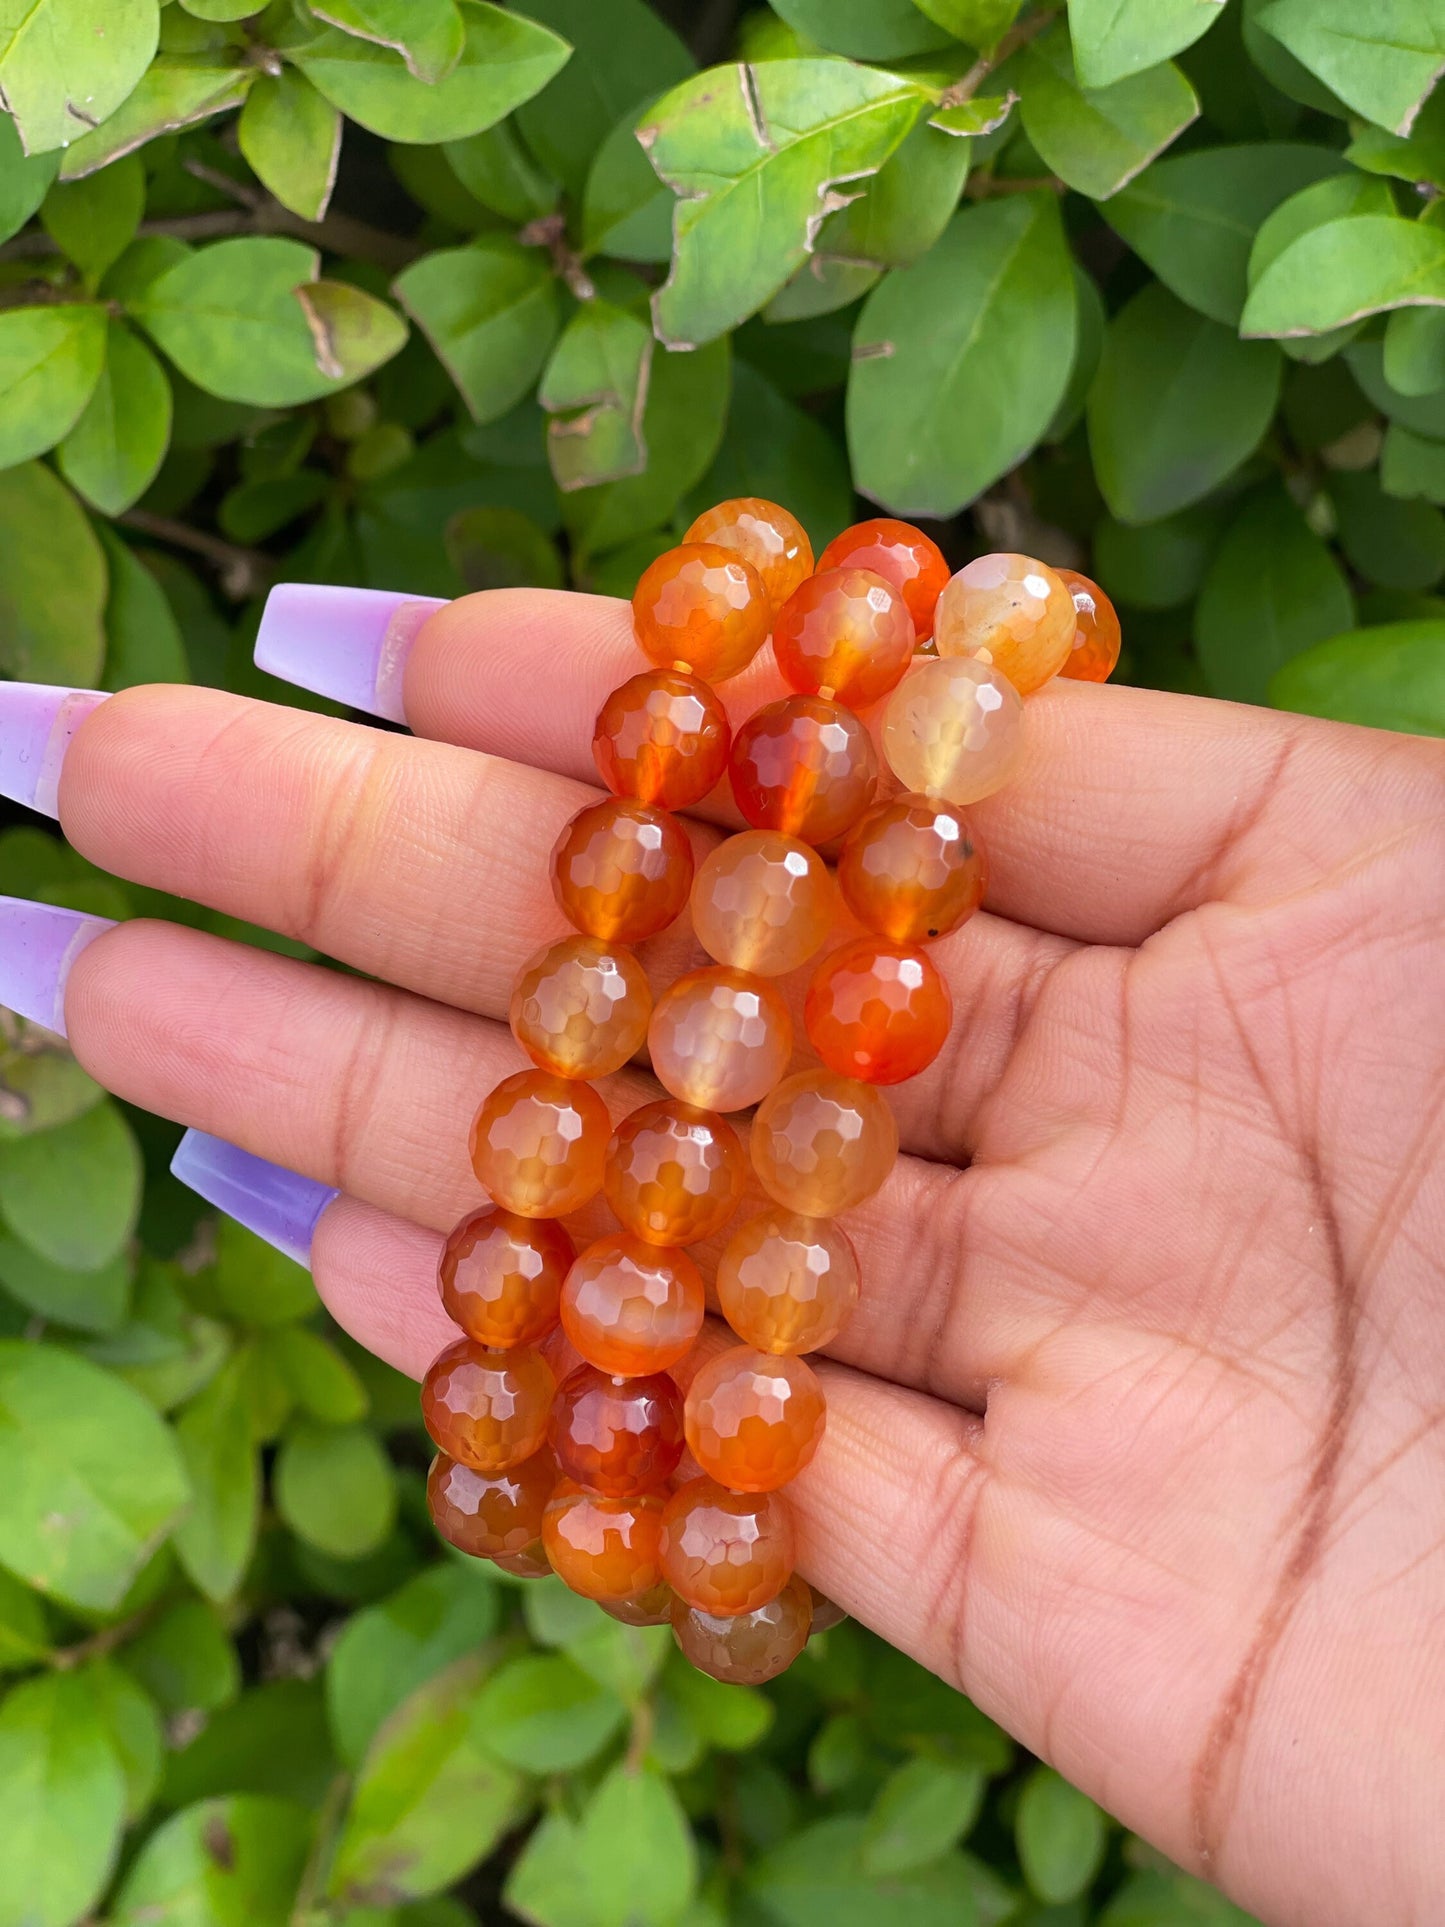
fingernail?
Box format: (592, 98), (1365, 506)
(0, 683), (108, 818)
(0, 897), (113, 1035)
(170, 1128), (340, 1270)
(254, 583), (447, 724)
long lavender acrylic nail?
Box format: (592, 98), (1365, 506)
(0, 897), (114, 1036)
(0, 683), (109, 818)
(254, 583), (447, 724)
(171, 1129), (340, 1270)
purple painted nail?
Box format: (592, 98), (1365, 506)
(0, 897), (114, 1036)
(254, 583), (448, 724)
(170, 1129), (339, 1271)
(0, 682), (109, 818)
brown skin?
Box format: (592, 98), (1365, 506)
(55, 590), (1445, 1926)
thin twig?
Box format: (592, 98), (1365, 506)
(0, 206), (423, 273)
(942, 4), (1060, 106)
(50, 1602), (159, 1671)
(120, 509), (273, 601)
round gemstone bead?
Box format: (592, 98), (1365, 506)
(509, 935), (652, 1081)
(548, 1363), (684, 1495)
(421, 1338), (555, 1474)
(672, 1573), (812, 1683)
(438, 1205), (572, 1349)
(602, 1583), (675, 1627)
(632, 542), (770, 682)
(751, 1070), (899, 1217)
(684, 497), (813, 610)
(605, 1099), (744, 1246)
(560, 1233), (704, 1377)
(1057, 568), (1122, 683)
(661, 1476), (795, 1617)
(804, 938), (952, 1085)
(690, 831), (836, 979)
(593, 668), (731, 809)
(729, 695), (878, 846)
(469, 1070), (610, 1219)
(551, 798), (694, 945)
(881, 656), (1025, 806)
(543, 1482), (665, 1602)
(685, 1346), (826, 1492)
(716, 1208), (859, 1355)
(427, 1448), (557, 1559)
(493, 1542), (551, 1578)
(817, 518), (950, 641)
(838, 794), (987, 943)
(648, 966), (793, 1113)
(934, 552), (1076, 695)
(772, 567), (914, 710)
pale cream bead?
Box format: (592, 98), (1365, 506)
(934, 552), (1076, 695)
(881, 656), (1025, 806)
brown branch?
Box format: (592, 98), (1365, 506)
(942, 4), (1060, 106)
(119, 510), (273, 601)
(0, 205), (423, 273)
(50, 1602), (159, 1671)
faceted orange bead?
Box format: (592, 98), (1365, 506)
(427, 1448), (557, 1559)
(648, 966), (793, 1113)
(551, 798), (694, 945)
(421, 1338), (555, 1474)
(543, 1481), (665, 1602)
(493, 1542), (551, 1577)
(605, 1099), (744, 1246)
(672, 1573), (812, 1683)
(751, 1070), (898, 1217)
(548, 1363), (684, 1495)
(716, 1207), (859, 1355)
(808, 1586), (847, 1633)
(632, 542), (770, 682)
(561, 1233), (704, 1377)
(690, 831), (836, 978)
(804, 937), (952, 1085)
(934, 552), (1076, 695)
(602, 1583), (675, 1627)
(685, 1346), (826, 1491)
(729, 695), (878, 846)
(772, 567), (914, 710)
(838, 794), (986, 943)
(1057, 568), (1122, 683)
(469, 1070), (610, 1218)
(593, 669), (731, 809)
(818, 518), (950, 641)
(881, 656), (1025, 806)
(661, 1476), (795, 1617)
(438, 1205), (572, 1349)
(510, 935), (651, 1081)
(684, 497), (813, 611)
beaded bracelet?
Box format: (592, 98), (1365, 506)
(420, 499), (1120, 1685)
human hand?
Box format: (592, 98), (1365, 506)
(3, 587), (1441, 1927)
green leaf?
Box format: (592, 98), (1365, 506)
(1347, 85), (1445, 187)
(661, 1654), (772, 1751)
(57, 54), (253, 180)
(1242, 212), (1445, 338)
(0, 1339), (188, 1610)
(99, 526), (190, 688)
(503, 1808), (595, 1927)
(1018, 24), (1199, 200)
(122, 1597), (240, 1715)
(275, 1418), (397, 1560)
(581, 114), (679, 264)
(643, 59), (926, 347)
(814, 114), (972, 270)
(1101, 1866), (1295, 1925)
(1015, 1768), (1107, 1905)
(0, 1232), (130, 1332)
(1088, 282), (1281, 522)
(56, 321), (172, 517)
(160, 1678), (333, 1811)
(0, 1566), (50, 1670)
(474, 1651), (626, 1771)
(291, 1), (571, 144)
(445, 505), (565, 590)
(1271, 617), (1445, 731)
(263, 1324), (367, 1423)
(1332, 466), (1445, 588)
(238, 67), (342, 221)
(910, 0), (1020, 49)
(0, 1668), (126, 1927)
(40, 154), (145, 283)
(765, 256), (880, 322)
(748, 1814), (981, 1927)
(541, 299), (653, 489)
(1382, 422), (1445, 503)
(862, 1757), (986, 1877)
(171, 1357), (259, 1602)
(297, 278), (409, 386)
(578, 1765), (698, 1927)
(1385, 303), (1445, 396)
(0, 304), (106, 469)
(111, 1795), (312, 1927)
(81, 1259), (228, 1414)
(848, 193), (1075, 517)
(446, 120), (558, 223)
(0, 1099), (141, 1270)
(562, 1614), (670, 1707)
(88, 1657), (163, 1821)
(689, 356), (853, 552)
(0, 0), (158, 157)
(1068, 0), (1227, 88)
(1246, 172), (1396, 363)
(0, 110), (57, 244)
(311, 0), (464, 84)
(1349, 337), (1445, 437)
(767, 0), (955, 60)
(1045, 260), (1105, 442)
(394, 236), (559, 424)
(1255, 0), (1445, 136)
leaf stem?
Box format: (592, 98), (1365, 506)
(942, 4), (1060, 106)
(0, 207), (422, 274)
(119, 510), (273, 601)
(50, 1601), (158, 1671)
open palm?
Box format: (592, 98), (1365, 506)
(49, 589), (1445, 1927)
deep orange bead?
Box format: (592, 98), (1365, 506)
(934, 552), (1076, 695)
(593, 669), (731, 809)
(805, 938), (952, 1085)
(716, 1208), (859, 1355)
(672, 1573), (812, 1683)
(509, 935), (651, 1081)
(548, 1363), (685, 1495)
(605, 1099), (744, 1246)
(818, 518), (950, 641)
(684, 497), (813, 610)
(648, 965), (793, 1113)
(543, 1481), (665, 1602)
(469, 1069), (610, 1218)
(421, 1338), (555, 1474)
(632, 542), (771, 682)
(772, 567), (914, 710)
(729, 695), (878, 846)
(660, 1476), (795, 1617)
(427, 1448), (557, 1559)
(685, 1346), (826, 1492)
(551, 798), (694, 944)
(561, 1233), (704, 1377)
(602, 1583), (675, 1627)
(493, 1542), (551, 1577)
(690, 831), (836, 979)
(438, 1205), (572, 1349)
(1057, 568), (1122, 682)
(838, 794), (987, 944)
(751, 1070), (898, 1217)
